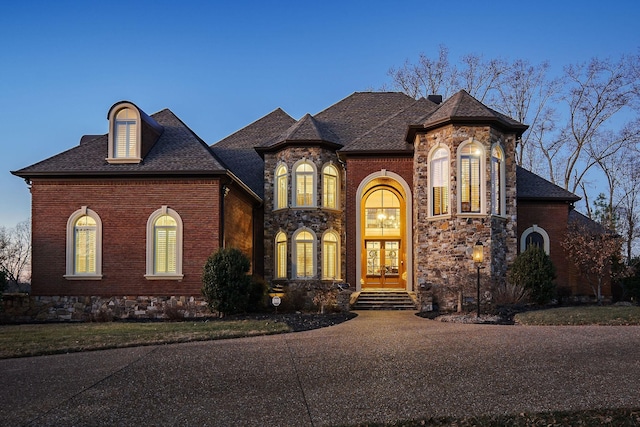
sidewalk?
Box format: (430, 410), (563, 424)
(2, 311), (640, 426)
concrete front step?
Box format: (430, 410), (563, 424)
(352, 291), (417, 310)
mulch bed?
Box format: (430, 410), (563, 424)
(223, 312), (358, 331)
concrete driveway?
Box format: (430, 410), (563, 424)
(2, 311), (640, 426)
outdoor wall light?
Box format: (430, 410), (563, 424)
(473, 241), (483, 318)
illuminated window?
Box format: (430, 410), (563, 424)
(294, 228), (316, 279)
(275, 164), (288, 210)
(491, 145), (505, 216)
(107, 104), (142, 163)
(322, 231), (340, 280)
(459, 142), (484, 214)
(146, 207), (183, 279)
(275, 231), (287, 279)
(154, 215), (177, 274)
(65, 207), (102, 279)
(322, 164), (339, 209)
(365, 188), (401, 237)
(430, 147), (449, 216)
(294, 161), (316, 207)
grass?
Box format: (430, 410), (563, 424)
(514, 305), (640, 326)
(0, 319), (290, 359)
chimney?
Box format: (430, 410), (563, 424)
(427, 95), (443, 105)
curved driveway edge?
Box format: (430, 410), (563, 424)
(2, 311), (640, 426)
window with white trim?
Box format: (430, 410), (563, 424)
(275, 164), (288, 210)
(458, 141), (484, 214)
(491, 144), (505, 216)
(521, 225), (550, 255)
(294, 228), (316, 279)
(275, 231), (287, 279)
(107, 104), (142, 163)
(322, 230), (340, 280)
(322, 164), (339, 209)
(146, 206), (183, 279)
(65, 207), (102, 279)
(430, 147), (449, 216)
(294, 161), (316, 207)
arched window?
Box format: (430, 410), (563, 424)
(364, 188), (401, 237)
(275, 231), (287, 279)
(65, 207), (102, 279)
(293, 228), (316, 279)
(520, 225), (550, 255)
(146, 206), (183, 279)
(458, 141), (485, 214)
(491, 144), (505, 216)
(294, 161), (316, 207)
(107, 104), (141, 163)
(322, 230), (340, 280)
(275, 164), (288, 210)
(322, 164), (339, 209)
(430, 147), (449, 216)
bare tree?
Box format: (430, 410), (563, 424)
(556, 56), (640, 193)
(0, 219), (31, 291)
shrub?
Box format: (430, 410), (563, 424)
(508, 246), (557, 305)
(202, 248), (252, 316)
(0, 269), (6, 310)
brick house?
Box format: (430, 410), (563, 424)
(11, 91), (602, 318)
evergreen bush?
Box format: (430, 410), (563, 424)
(508, 246), (557, 305)
(202, 248), (252, 316)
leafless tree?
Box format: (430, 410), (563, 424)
(0, 219), (31, 290)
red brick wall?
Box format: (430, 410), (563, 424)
(344, 156), (414, 287)
(30, 178), (221, 296)
(517, 200), (579, 293)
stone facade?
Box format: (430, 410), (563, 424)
(413, 125), (518, 310)
(263, 146), (345, 289)
(1, 294), (211, 323)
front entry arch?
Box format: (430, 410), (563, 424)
(355, 170), (413, 292)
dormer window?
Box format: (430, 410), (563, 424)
(107, 103), (142, 164)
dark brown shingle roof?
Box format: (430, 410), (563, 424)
(411, 90), (528, 138)
(13, 109), (226, 178)
(212, 108), (296, 197)
(516, 166), (580, 202)
(341, 97), (438, 152)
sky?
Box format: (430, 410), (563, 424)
(1, 0), (639, 229)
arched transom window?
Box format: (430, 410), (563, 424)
(365, 188), (401, 237)
(114, 108), (138, 158)
(65, 206), (102, 279)
(146, 206), (183, 279)
(275, 231), (287, 279)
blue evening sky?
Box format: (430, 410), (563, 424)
(1, 0), (638, 228)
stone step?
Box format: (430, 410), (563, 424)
(352, 291), (417, 310)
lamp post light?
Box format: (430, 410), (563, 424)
(473, 241), (484, 318)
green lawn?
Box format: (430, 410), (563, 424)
(514, 305), (640, 326)
(0, 319), (290, 359)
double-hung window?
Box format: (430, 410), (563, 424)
(65, 207), (102, 279)
(459, 142), (483, 214)
(322, 164), (338, 209)
(275, 164), (288, 210)
(322, 231), (339, 280)
(294, 162), (315, 207)
(430, 148), (449, 216)
(275, 231), (287, 279)
(146, 206), (183, 279)
(294, 229), (315, 278)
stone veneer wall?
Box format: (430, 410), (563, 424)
(262, 146), (345, 288)
(413, 124), (518, 311)
(1, 294), (211, 323)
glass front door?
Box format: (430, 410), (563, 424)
(365, 240), (401, 288)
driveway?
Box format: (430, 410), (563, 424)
(2, 311), (640, 426)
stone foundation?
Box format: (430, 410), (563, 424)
(1, 294), (212, 323)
